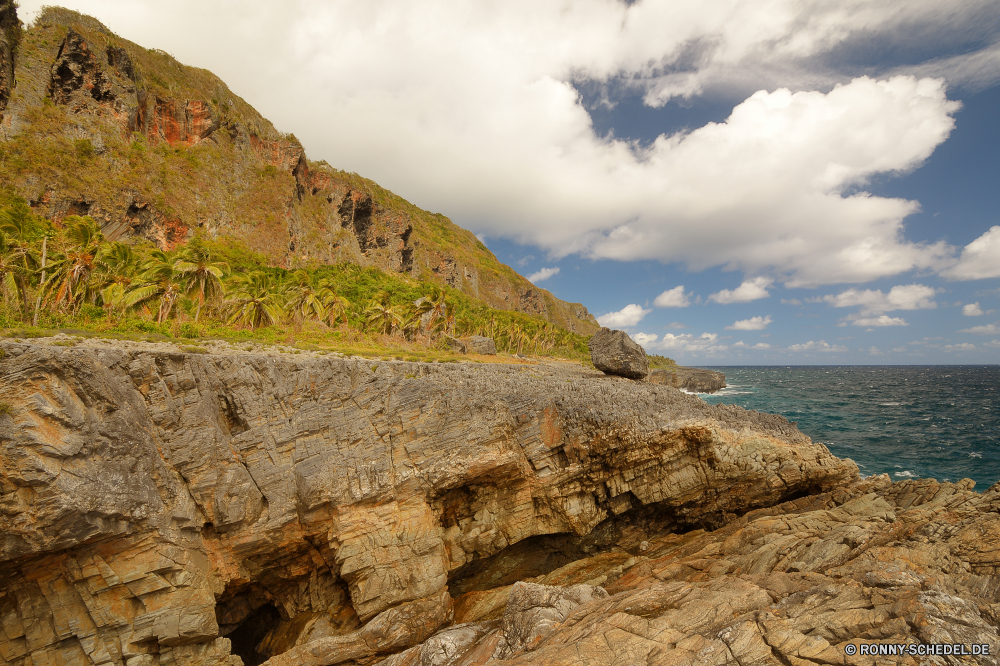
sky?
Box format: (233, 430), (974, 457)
(17, 0), (1000, 364)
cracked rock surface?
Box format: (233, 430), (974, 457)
(2, 341), (993, 666)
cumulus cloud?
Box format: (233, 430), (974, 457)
(985, 340), (1000, 348)
(945, 343), (977, 352)
(653, 286), (691, 308)
(709, 278), (773, 304)
(632, 332), (658, 349)
(21, 0), (987, 288)
(646, 332), (727, 355)
(597, 304), (651, 328)
(734, 341), (772, 349)
(963, 302), (985, 316)
(726, 315), (773, 330)
(824, 284), (938, 313)
(942, 227), (1000, 280)
(959, 323), (1000, 335)
(527, 266), (560, 283)
(851, 315), (908, 327)
(788, 340), (849, 352)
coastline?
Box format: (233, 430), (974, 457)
(1, 341), (998, 665)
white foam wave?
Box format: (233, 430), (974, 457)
(894, 470), (917, 478)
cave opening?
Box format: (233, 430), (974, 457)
(226, 603), (281, 666)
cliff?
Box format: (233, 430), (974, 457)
(0, 7), (597, 334)
(649, 366), (727, 393)
(3, 339), (999, 666)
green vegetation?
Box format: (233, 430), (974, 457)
(0, 195), (590, 359)
(0, 402), (12, 417)
(647, 353), (677, 369)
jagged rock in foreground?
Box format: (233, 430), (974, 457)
(588, 327), (649, 380)
(380, 476), (1000, 666)
(2, 341), (998, 666)
(0, 340), (849, 666)
(649, 366), (727, 393)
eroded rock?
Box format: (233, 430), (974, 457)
(588, 328), (649, 380)
(470, 335), (496, 355)
(0, 340), (855, 665)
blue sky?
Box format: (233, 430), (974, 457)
(18, 0), (1000, 364)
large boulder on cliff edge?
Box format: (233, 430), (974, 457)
(588, 328), (649, 379)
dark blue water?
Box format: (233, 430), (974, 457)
(698, 366), (1000, 490)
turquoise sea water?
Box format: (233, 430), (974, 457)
(697, 366), (1000, 490)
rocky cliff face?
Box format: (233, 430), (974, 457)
(650, 366), (727, 393)
(0, 7), (597, 334)
(0, 0), (17, 119)
(0, 339), (863, 666)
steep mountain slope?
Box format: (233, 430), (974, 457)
(0, 6), (598, 334)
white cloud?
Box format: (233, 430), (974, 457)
(781, 298), (802, 306)
(734, 341), (772, 349)
(597, 304), (651, 328)
(709, 277), (773, 304)
(645, 331), (727, 355)
(851, 315), (908, 327)
(726, 315), (772, 331)
(653, 286), (691, 308)
(959, 323), (1000, 335)
(16, 1), (984, 288)
(985, 340), (1000, 348)
(962, 302), (985, 316)
(788, 340), (849, 352)
(527, 266), (560, 283)
(868, 346), (883, 355)
(945, 343), (977, 352)
(824, 283), (937, 313)
(941, 226), (1000, 280)
(633, 332), (658, 349)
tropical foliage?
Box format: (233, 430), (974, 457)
(0, 194), (590, 358)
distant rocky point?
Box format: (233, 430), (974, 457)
(649, 365), (727, 393)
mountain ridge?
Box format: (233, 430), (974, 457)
(0, 5), (598, 334)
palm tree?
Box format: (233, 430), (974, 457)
(125, 250), (183, 323)
(364, 291), (402, 336)
(45, 216), (104, 313)
(318, 279), (351, 328)
(225, 271), (284, 330)
(174, 235), (227, 322)
(0, 231), (25, 311)
(94, 242), (139, 311)
(283, 270), (326, 327)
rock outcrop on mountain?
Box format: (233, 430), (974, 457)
(0, 339), (862, 666)
(649, 366), (727, 393)
(0, 6), (597, 334)
(0, 0), (17, 118)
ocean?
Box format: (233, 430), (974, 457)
(697, 366), (1000, 490)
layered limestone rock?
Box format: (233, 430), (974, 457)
(649, 366), (727, 393)
(0, 340), (856, 666)
(377, 476), (1000, 666)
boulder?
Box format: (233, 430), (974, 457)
(470, 335), (496, 355)
(587, 327), (649, 379)
(443, 335), (466, 353)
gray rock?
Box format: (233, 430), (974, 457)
(469, 335), (496, 355)
(493, 582), (609, 659)
(648, 366), (726, 393)
(587, 327), (649, 379)
(443, 335), (466, 353)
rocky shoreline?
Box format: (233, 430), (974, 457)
(0, 341), (997, 666)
